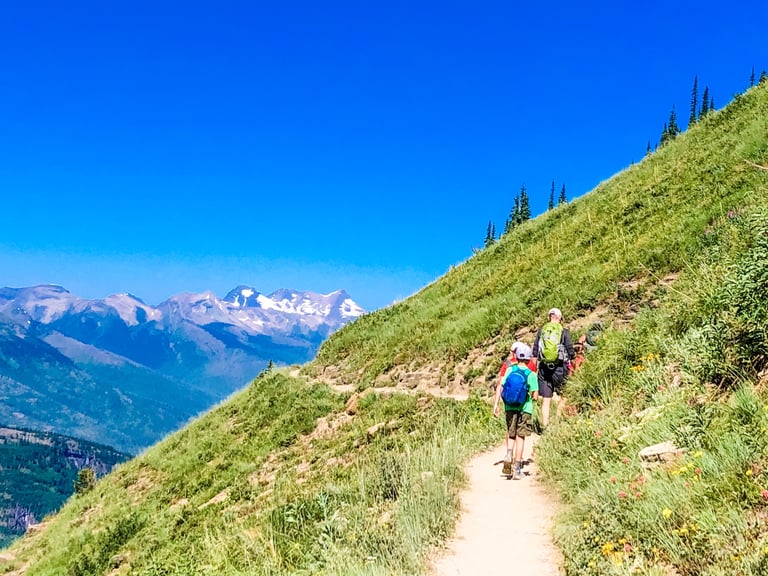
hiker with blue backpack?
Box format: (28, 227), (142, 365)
(492, 343), (539, 479)
(532, 308), (575, 429)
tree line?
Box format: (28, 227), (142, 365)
(484, 65), (766, 247)
(484, 180), (567, 247)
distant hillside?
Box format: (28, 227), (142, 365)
(1, 83), (766, 574)
(0, 426), (129, 548)
(0, 285), (363, 452)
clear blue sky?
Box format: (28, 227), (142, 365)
(1, 1), (765, 311)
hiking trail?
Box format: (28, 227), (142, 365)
(430, 434), (563, 576)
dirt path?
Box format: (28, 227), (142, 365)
(431, 434), (562, 576)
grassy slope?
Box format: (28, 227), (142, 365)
(311, 84), (767, 386)
(1, 84), (766, 575)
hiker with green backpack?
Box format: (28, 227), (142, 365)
(531, 308), (575, 429)
(493, 343), (539, 479)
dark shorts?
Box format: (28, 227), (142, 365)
(505, 411), (533, 438)
(537, 363), (567, 398)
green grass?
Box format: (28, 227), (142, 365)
(2, 83), (768, 575)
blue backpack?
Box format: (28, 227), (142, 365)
(501, 365), (530, 406)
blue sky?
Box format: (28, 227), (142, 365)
(1, 1), (765, 311)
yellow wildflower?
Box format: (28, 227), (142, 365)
(662, 508), (672, 518)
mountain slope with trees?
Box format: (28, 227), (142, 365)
(0, 82), (766, 575)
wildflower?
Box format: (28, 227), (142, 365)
(694, 467), (702, 475)
(595, 430), (602, 438)
(747, 469), (754, 476)
(662, 508), (672, 518)
(761, 489), (768, 500)
(618, 490), (628, 499)
(624, 542), (632, 553)
(693, 450), (703, 458)
(634, 491), (642, 498)
(622, 456), (630, 464)
(601, 541), (615, 556)
(610, 476), (616, 484)
(764, 546), (768, 555)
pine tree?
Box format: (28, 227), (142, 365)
(700, 86), (710, 117)
(548, 180), (555, 210)
(512, 194), (521, 225)
(519, 185), (531, 221)
(660, 122), (669, 146)
(689, 75), (698, 126)
(667, 106), (680, 138)
(484, 221), (495, 247)
(558, 184), (567, 206)
(709, 95), (714, 112)
(646, 140), (651, 156)
(751, 66), (756, 87)
(760, 70), (768, 84)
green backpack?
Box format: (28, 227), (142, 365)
(539, 321), (563, 363)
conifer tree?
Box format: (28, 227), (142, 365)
(484, 220), (495, 247)
(660, 122), (669, 145)
(519, 185), (531, 221)
(760, 70), (768, 84)
(505, 194), (520, 234)
(710, 95), (714, 111)
(646, 140), (651, 155)
(667, 106), (680, 138)
(558, 184), (567, 206)
(751, 66), (756, 87)
(548, 180), (555, 210)
(689, 75), (698, 126)
(700, 86), (710, 117)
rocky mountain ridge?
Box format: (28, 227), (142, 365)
(0, 284), (364, 453)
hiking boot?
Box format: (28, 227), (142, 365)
(502, 460), (512, 476)
(513, 463), (522, 480)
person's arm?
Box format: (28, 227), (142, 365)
(562, 328), (576, 360)
(528, 370), (539, 401)
(531, 329), (542, 370)
(493, 367), (504, 417)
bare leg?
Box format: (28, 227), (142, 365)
(556, 393), (567, 418)
(541, 397), (552, 428)
(514, 435), (525, 463)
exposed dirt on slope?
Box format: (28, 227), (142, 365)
(313, 272), (679, 400)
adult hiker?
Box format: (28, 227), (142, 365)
(532, 308), (575, 429)
(493, 343), (539, 479)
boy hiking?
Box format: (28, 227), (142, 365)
(532, 308), (575, 429)
(493, 343), (539, 479)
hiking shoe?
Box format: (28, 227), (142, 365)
(513, 463), (522, 480)
(502, 460), (512, 476)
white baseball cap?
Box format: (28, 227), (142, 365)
(510, 341), (526, 353)
(548, 308), (563, 319)
(515, 344), (533, 360)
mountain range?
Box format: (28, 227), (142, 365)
(0, 284), (364, 453)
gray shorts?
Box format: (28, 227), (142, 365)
(537, 363), (567, 398)
(505, 411), (533, 438)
